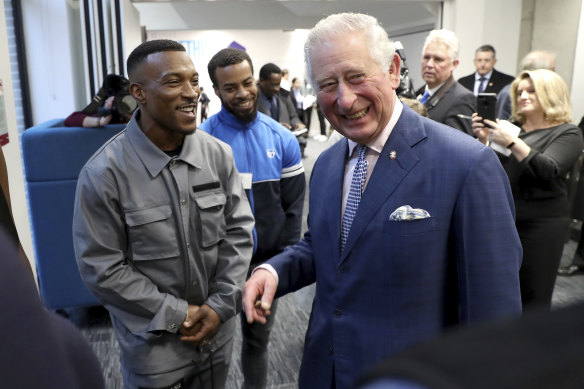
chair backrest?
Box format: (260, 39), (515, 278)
(21, 120), (125, 309)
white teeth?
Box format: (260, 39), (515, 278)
(236, 101), (252, 108)
(178, 106), (193, 113)
(346, 108), (368, 120)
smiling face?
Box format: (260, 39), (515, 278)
(130, 50), (199, 149)
(213, 60), (258, 123)
(310, 32), (400, 144)
(421, 42), (458, 89)
(474, 50), (496, 76)
(516, 77), (542, 118)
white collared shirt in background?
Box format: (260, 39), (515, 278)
(474, 70), (493, 95)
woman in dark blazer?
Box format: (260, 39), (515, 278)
(473, 69), (584, 310)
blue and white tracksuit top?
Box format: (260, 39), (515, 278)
(200, 108), (306, 265)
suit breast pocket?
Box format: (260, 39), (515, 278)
(125, 204), (180, 261)
(192, 189), (227, 248)
(383, 217), (438, 236)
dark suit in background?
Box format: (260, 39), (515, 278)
(416, 76), (476, 136)
(358, 301), (584, 389)
(458, 68), (515, 95)
(257, 88), (303, 129)
(0, 228), (105, 388)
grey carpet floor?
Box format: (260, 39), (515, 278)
(68, 136), (584, 388)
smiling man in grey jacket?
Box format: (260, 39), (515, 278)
(73, 39), (255, 389)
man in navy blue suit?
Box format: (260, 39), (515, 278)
(242, 13), (522, 389)
(458, 44), (515, 96)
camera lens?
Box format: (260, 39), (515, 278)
(116, 94), (138, 116)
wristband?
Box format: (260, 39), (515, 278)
(506, 140), (515, 149)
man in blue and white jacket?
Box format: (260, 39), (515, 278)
(200, 48), (306, 389)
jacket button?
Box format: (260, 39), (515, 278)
(327, 347), (333, 354)
(333, 308), (343, 317)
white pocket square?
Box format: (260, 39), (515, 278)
(389, 205), (431, 221)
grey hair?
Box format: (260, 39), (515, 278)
(520, 50), (556, 71)
(304, 13), (395, 90)
(423, 29), (459, 62)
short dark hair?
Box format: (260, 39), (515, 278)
(259, 63), (281, 81)
(207, 48), (254, 87)
(127, 39), (186, 82)
(476, 44), (496, 56)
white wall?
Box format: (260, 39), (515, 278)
(443, 0), (522, 79)
(122, 0), (143, 73)
(21, 0), (78, 124)
(532, 0), (581, 87)
(0, 1), (34, 276)
(571, 2), (584, 123)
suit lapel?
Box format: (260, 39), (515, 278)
(340, 107), (426, 262)
(317, 139), (347, 261)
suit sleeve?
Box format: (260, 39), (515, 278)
(513, 126), (584, 182)
(453, 146), (523, 321)
(278, 132), (306, 251)
(444, 91), (476, 136)
(283, 94), (303, 128)
(495, 88), (512, 120)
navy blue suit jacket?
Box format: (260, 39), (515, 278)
(458, 68), (515, 95)
(267, 104), (522, 389)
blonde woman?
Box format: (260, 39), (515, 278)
(473, 69), (584, 310)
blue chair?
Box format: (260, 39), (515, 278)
(21, 120), (125, 310)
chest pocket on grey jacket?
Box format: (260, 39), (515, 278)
(125, 204), (180, 261)
(192, 189), (227, 247)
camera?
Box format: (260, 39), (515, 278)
(394, 41), (416, 99)
(83, 74), (137, 121)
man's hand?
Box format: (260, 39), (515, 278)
(179, 304), (221, 344)
(242, 269), (278, 324)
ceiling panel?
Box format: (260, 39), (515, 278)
(131, 0), (442, 35)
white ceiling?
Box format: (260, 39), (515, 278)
(130, 0), (442, 36)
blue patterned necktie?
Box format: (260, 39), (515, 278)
(419, 90), (431, 104)
(478, 76), (487, 94)
(341, 145), (368, 252)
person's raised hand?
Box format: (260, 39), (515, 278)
(472, 113), (489, 145)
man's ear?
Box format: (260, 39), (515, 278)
(452, 58), (460, 70)
(389, 53), (401, 90)
(213, 85), (221, 98)
(130, 83), (145, 105)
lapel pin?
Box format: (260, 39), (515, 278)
(389, 150), (397, 160)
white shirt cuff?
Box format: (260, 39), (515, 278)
(252, 264), (279, 284)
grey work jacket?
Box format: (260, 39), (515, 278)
(73, 111), (254, 375)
